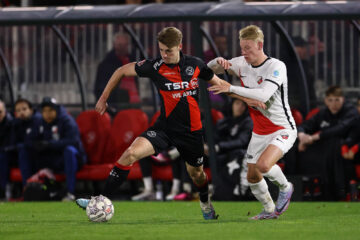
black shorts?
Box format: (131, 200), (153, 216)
(140, 127), (204, 167)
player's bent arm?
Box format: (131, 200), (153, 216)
(227, 93), (266, 110)
(229, 81), (278, 102)
(95, 62), (137, 115)
(208, 74), (229, 87)
(99, 62), (137, 100)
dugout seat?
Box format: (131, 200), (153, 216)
(291, 108), (303, 126)
(102, 109), (149, 163)
(76, 110), (111, 164)
(305, 107), (320, 120)
(211, 109), (224, 125)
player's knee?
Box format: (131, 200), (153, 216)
(247, 173), (261, 183)
(256, 162), (271, 174)
(188, 169), (202, 181)
(122, 147), (140, 164)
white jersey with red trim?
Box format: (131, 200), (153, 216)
(209, 56), (296, 135)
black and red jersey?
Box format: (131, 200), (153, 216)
(135, 52), (214, 133)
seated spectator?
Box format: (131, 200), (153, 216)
(341, 98), (360, 199)
(94, 32), (140, 111)
(18, 97), (87, 201)
(297, 86), (358, 200)
(0, 100), (14, 199)
(205, 99), (253, 200)
(0, 98), (42, 199)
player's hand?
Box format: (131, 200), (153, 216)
(95, 98), (108, 115)
(208, 81), (231, 94)
(243, 98), (266, 110)
(346, 150), (355, 160)
(216, 57), (232, 70)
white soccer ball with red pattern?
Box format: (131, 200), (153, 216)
(86, 195), (114, 222)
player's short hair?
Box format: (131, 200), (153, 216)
(157, 27), (183, 48)
(239, 25), (264, 44)
(325, 86), (343, 97)
(15, 98), (33, 109)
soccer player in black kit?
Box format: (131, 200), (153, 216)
(76, 27), (229, 219)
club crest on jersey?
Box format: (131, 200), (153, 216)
(272, 70), (280, 78)
(190, 78), (199, 89)
(257, 76), (263, 84)
(185, 66), (194, 76)
(147, 131), (157, 138)
(137, 60), (146, 66)
(280, 132), (289, 140)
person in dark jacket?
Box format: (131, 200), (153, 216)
(0, 98), (42, 199)
(18, 97), (87, 201)
(205, 99), (253, 200)
(0, 100), (14, 198)
(341, 98), (360, 199)
(297, 86), (358, 200)
(94, 32), (140, 109)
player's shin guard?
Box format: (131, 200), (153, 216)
(249, 178), (275, 213)
(263, 164), (290, 192)
(102, 162), (131, 197)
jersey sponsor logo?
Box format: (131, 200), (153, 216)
(280, 132), (289, 140)
(276, 138), (284, 143)
(272, 70), (280, 78)
(153, 59), (164, 70)
(172, 90), (197, 99)
(147, 131), (157, 138)
(165, 82), (190, 90)
(137, 59), (146, 66)
(190, 78), (198, 89)
(185, 66), (194, 76)
(257, 76), (263, 84)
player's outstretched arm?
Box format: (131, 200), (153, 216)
(208, 75), (266, 110)
(95, 62), (137, 115)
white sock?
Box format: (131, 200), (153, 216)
(143, 177), (153, 191)
(183, 182), (192, 193)
(249, 178), (275, 213)
(263, 164), (290, 192)
(171, 179), (180, 193)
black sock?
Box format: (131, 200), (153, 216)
(102, 166), (129, 197)
(197, 182), (209, 203)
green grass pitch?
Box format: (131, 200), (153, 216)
(1, 201), (360, 240)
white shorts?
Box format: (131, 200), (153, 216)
(245, 129), (297, 164)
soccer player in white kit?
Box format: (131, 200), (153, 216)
(208, 25), (297, 220)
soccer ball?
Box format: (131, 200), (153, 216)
(86, 195), (114, 222)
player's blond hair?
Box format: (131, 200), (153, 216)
(157, 27), (183, 48)
(239, 25), (264, 44)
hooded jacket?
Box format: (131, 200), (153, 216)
(31, 105), (87, 165)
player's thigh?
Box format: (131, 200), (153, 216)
(244, 133), (270, 165)
(140, 127), (172, 154)
(119, 137), (156, 165)
(257, 129), (297, 171)
(173, 131), (204, 167)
